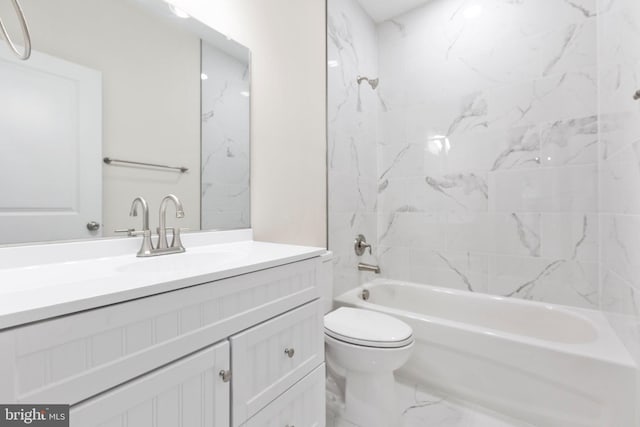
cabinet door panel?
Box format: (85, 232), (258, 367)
(231, 300), (324, 425)
(70, 341), (229, 427)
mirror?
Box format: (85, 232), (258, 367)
(0, 0), (250, 246)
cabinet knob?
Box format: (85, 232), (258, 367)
(219, 369), (231, 383)
(284, 348), (295, 358)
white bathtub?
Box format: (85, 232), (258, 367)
(335, 279), (637, 427)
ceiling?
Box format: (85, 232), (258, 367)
(356, 0), (430, 22)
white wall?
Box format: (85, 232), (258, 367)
(174, 0), (328, 248)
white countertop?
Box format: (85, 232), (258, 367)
(0, 230), (325, 330)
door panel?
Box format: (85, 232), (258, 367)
(0, 49), (102, 244)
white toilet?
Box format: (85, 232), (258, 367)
(324, 307), (415, 427)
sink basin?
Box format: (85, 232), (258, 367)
(116, 251), (243, 274)
(1, 258), (118, 294)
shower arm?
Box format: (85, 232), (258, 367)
(357, 75), (379, 89)
(0, 0), (31, 60)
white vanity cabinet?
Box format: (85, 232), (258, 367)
(0, 252), (327, 427)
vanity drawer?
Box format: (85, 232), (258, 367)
(231, 299), (324, 426)
(242, 364), (325, 427)
(0, 257), (320, 405)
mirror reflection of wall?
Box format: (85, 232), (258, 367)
(0, 0), (251, 246)
(201, 42), (250, 230)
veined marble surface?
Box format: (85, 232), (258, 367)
(201, 42), (250, 230)
(329, 0), (602, 310)
(326, 0), (640, 420)
(328, 0), (380, 297)
(326, 377), (532, 427)
(374, 0), (599, 309)
(597, 0), (640, 363)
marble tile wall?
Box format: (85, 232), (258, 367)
(329, 0), (640, 316)
(201, 43), (251, 230)
(374, 0), (600, 309)
(598, 0), (640, 363)
(327, 0), (640, 413)
(328, 0), (380, 296)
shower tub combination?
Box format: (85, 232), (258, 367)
(335, 279), (637, 427)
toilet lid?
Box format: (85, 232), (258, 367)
(324, 307), (413, 348)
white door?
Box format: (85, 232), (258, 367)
(0, 49), (102, 244)
(70, 341), (231, 427)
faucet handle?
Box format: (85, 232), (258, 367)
(115, 228), (150, 237)
(115, 228), (138, 237)
(354, 234), (372, 256)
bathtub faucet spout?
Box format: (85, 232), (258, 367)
(358, 262), (380, 274)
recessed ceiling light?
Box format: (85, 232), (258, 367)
(201, 73), (208, 80)
(240, 91), (250, 97)
(328, 60), (339, 68)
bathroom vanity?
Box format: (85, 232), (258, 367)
(0, 230), (330, 427)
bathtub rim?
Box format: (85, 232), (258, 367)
(334, 279), (636, 369)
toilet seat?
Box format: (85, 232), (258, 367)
(324, 307), (413, 348)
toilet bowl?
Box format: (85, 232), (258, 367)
(324, 307), (414, 427)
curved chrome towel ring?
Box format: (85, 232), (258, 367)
(0, 0), (31, 60)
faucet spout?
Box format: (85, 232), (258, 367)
(128, 196), (154, 256)
(129, 197), (150, 231)
(158, 194), (184, 249)
(358, 262), (380, 274)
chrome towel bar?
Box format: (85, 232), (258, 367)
(103, 157), (188, 173)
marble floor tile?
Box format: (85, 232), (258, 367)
(327, 376), (532, 427)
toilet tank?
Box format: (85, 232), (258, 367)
(318, 251), (334, 313)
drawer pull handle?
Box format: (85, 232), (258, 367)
(284, 348), (295, 358)
(219, 369), (231, 383)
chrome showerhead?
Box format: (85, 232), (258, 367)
(357, 75), (379, 90)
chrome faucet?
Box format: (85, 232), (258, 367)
(354, 234), (373, 256)
(157, 194), (185, 252)
(129, 197), (154, 257)
(354, 234), (380, 273)
(117, 195), (186, 257)
(358, 263), (380, 274)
